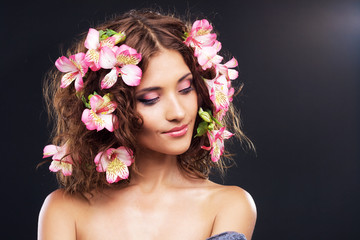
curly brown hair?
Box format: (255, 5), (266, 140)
(43, 9), (252, 195)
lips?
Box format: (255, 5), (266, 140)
(163, 124), (188, 137)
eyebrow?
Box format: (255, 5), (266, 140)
(136, 72), (192, 94)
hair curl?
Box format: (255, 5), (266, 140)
(43, 9), (253, 195)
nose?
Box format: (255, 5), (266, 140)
(165, 94), (185, 122)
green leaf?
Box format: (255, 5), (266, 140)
(75, 91), (82, 99)
(106, 29), (118, 36)
(211, 115), (223, 127)
(81, 95), (91, 109)
(99, 30), (107, 40)
(87, 91), (99, 101)
(182, 31), (189, 40)
(194, 121), (208, 137)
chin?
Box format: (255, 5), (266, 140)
(138, 136), (193, 156)
(161, 140), (192, 156)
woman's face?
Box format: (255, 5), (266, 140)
(135, 49), (198, 156)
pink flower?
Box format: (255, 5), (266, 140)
(55, 53), (88, 91)
(184, 19), (217, 49)
(99, 44), (142, 88)
(43, 144), (73, 176)
(196, 41), (223, 70)
(81, 93), (117, 132)
(207, 75), (233, 116)
(84, 28), (126, 71)
(94, 147), (134, 183)
(202, 127), (233, 162)
(216, 57), (239, 80)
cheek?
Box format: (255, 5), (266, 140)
(187, 91), (199, 118)
(136, 105), (162, 138)
(135, 120), (157, 151)
(141, 117), (158, 135)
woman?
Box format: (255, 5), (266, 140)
(38, 9), (256, 240)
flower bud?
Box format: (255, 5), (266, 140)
(113, 32), (126, 44)
(208, 122), (215, 131)
(199, 108), (212, 122)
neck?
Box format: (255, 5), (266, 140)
(130, 149), (184, 192)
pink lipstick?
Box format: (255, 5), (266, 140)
(164, 125), (188, 137)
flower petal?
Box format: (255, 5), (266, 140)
(94, 151), (110, 172)
(97, 101), (117, 115)
(43, 145), (58, 158)
(49, 160), (73, 176)
(70, 52), (86, 63)
(49, 160), (62, 172)
(91, 93), (117, 115)
(85, 49), (101, 71)
(197, 44), (223, 70)
(193, 19), (213, 32)
(99, 46), (117, 69)
(100, 36), (116, 48)
(60, 72), (77, 88)
(94, 147), (133, 183)
(61, 162), (73, 176)
(84, 28), (100, 50)
(117, 44), (139, 56)
(89, 94), (105, 111)
(69, 53), (88, 76)
(201, 145), (212, 151)
(194, 33), (217, 47)
(115, 45), (142, 65)
(99, 114), (114, 132)
(74, 74), (84, 92)
(210, 144), (222, 162)
(228, 69), (238, 80)
(101, 68), (119, 89)
(222, 130), (234, 139)
(81, 109), (105, 131)
(119, 65), (142, 86)
(55, 56), (77, 73)
(106, 157), (129, 183)
(224, 57), (238, 68)
(113, 146), (134, 166)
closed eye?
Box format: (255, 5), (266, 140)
(179, 79), (194, 94)
(179, 86), (193, 94)
(137, 97), (159, 106)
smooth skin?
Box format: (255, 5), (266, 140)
(38, 49), (256, 240)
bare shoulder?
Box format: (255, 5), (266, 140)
(211, 184), (256, 209)
(209, 183), (257, 240)
(38, 189), (85, 240)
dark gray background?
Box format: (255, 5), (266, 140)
(2, 0), (359, 239)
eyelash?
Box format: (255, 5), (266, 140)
(179, 84), (194, 94)
(180, 79), (194, 94)
(138, 97), (159, 106)
(138, 80), (194, 106)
